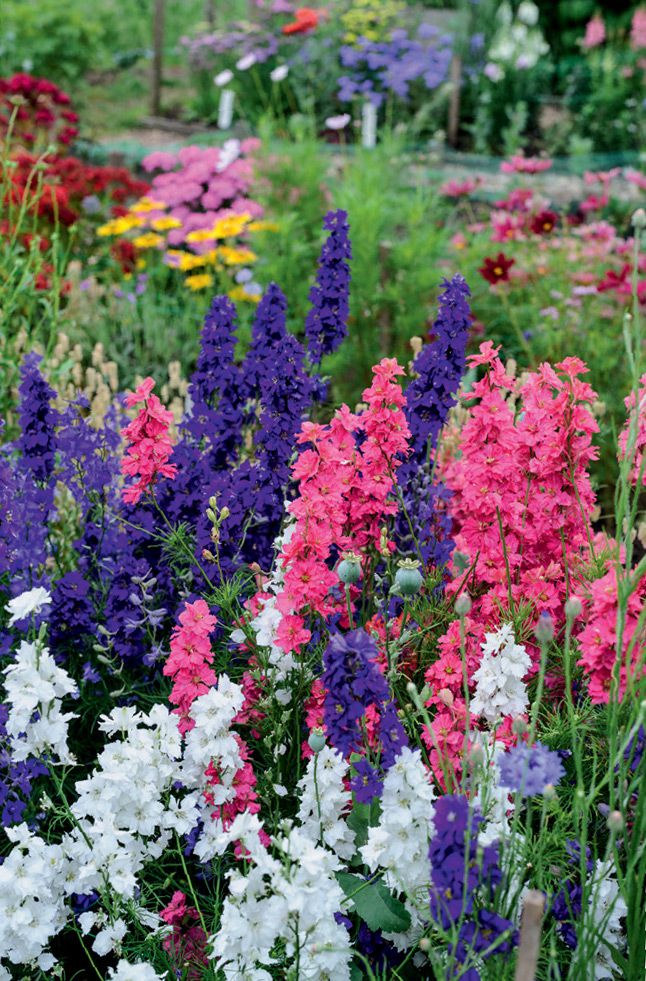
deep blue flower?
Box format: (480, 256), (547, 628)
(305, 209), (352, 366)
(350, 758), (383, 803)
(17, 353), (59, 483)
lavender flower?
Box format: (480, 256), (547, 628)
(305, 210), (352, 366)
(499, 742), (565, 796)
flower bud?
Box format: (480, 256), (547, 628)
(405, 680), (418, 696)
(206, 508), (217, 524)
(455, 592), (472, 617)
(606, 810), (624, 832)
(565, 596), (582, 620)
(337, 552), (362, 585)
(535, 612), (554, 645)
(543, 783), (557, 801)
(394, 558), (423, 596)
(632, 207), (646, 229)
(219, 506), (230, 521)
(418, 937), (431, 953)
(308, 728), (326, 753)
(208, 495), (218, 509)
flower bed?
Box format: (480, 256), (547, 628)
(0, 206), (644, 979)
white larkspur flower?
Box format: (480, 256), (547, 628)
(3, 641), (78, 762)
(5, 586), (52, 625)
(470, 622), (531, 724)
(297, 745), (355, 859)
(584, 860), (628, 980)
(107, 959), (166, 980)
(361, 747), (435, 949)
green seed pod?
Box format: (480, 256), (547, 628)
(308, 728), (326, 753)
(337, 552), (362, 585)
(394, 558), (423, 596)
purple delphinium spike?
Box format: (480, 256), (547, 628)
(17, 353), (59, 483)
(305, 209), (352, 366)
(396, 275), (472, 570)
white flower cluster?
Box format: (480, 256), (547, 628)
(296, 745), (356, 859)
(64, 703), (189, 901)
(107, 960), (166, 981)
(470, 622), (531, 724)
(486, 0), (549, 78)
(361, 747), (435, 947)
(5, 586), (52, 625)
(3, 640), (78, 763)
(232, 521), (299, 700)
(0, 823), (68, 973)
(211, 816), (352, 980)
(584, 860), (628, 981)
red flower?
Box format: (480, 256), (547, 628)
(530, 209), (558, 235)
(597, 264), (630, 293)
(282, 7), (319, 34)
(479, 252), (515, 285)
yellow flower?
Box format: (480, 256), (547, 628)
(211, 212), (252, 239)
(185, 228), (217, 244)
(96, 215), (144, 237)
(151, 216), (182, 231)
(247, 220), (280, 233)
(228, 285), (261, 304)
(131, 197), (167, 213)
(132, 233), (164, 249)
(218, 246), (257, 266)
(164, 250), (208, 272)
(185, 273), (214, 291)
(136, 258), (147, 270)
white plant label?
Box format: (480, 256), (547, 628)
(218, 89), (235, 130)
(361, 101), (377, 148)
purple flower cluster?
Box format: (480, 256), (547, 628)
(499, 741), (565, 797)
(338, 26), (452, 108)
(397, 275), (472, 569)
(322, 628), (407, 768)
(0, 705), (48, 827)
(17, 353), (59, 483)
(550, 841), (595, 950)
(305, 209), (352, 366)
(429, 795), (517, 978)
(181, 25), (279, 72)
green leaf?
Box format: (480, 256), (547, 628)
(337, 872), (411, 934)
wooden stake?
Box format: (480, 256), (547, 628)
(448, 54), (462, 148)
(515, 890), (545, 981)
(151, 0), (166, 116)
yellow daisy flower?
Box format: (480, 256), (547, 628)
(186, 273), (214, 291)
(132, 233), (164, 249)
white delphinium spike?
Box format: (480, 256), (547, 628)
(583, 860), (628, 980)
(3, 640), (78, 762)
(211, 826), (352, 980)
(360, 747), (436, 949)
(0, 823), (68, 974)
(107, 960), (166, 981)
(470, 622), (531, 724)
(296, 745), (355, 859)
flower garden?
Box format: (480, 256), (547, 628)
(0, 2), (645, 980)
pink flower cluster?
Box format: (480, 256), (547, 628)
(582, 14), (606, 50)
(120, 377), (177, 504)
(443, 342), (599, 639)
(275, 358), (411, 653)
(159, 891), (208, 980)
(204, 736), (263, 829)
(500, 155), (552, 175)
(163, 599), (217, 734)
(139, 140), (264, 249)
(578, 566), (646, 703)
(440, 177), (481, 198)
(618, 373), (646, 486)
